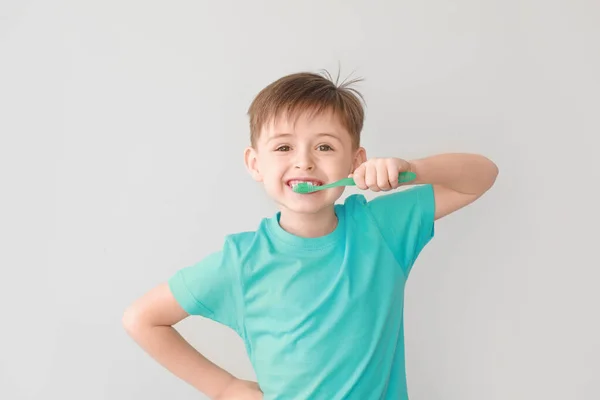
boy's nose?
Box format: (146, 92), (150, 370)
(294, 160), (314, 170)
(294, 151), (315, 170)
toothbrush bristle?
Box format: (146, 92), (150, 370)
(292, 182), (318, 194)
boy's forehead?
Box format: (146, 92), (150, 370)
(261, 110), (348, 139)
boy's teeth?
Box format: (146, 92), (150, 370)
(289, 180), (321, 187)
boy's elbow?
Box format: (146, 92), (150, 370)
(122, 305), (142, 336)
(488, 162), (499, 184)
(483, 157), (499, 190)
(491, 159), (499, 178)
(122, 303), (155, 338)
(122, 283), (188, 334)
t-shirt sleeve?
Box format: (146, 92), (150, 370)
(168, 237), (243, 335)
(366, 184), (436, 277)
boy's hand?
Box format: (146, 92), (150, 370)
(351, 157), (412, 192)
(215, 378), (263, 400)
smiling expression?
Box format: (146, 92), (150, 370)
(245, 110), (366, 216)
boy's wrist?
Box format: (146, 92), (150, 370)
(407, 159), (423, 183)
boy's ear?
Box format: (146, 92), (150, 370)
(351, 146), (367, 173)
(244, 146), (263, 182)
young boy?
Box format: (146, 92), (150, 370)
(123, 72), (498, 399)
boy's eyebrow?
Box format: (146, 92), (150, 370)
(316, 132), (342, 141)
(267, 132), (341, 142)
(267, 133), (292, 142)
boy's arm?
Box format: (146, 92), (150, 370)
(409, 153), (499, 220)
(122, 283), (236, 399)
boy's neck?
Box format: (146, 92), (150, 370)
(278, 206), (338, 238)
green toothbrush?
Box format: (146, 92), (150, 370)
(292, 171), (417, 194)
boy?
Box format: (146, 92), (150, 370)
(123, 71), (498, 399)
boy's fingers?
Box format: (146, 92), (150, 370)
(352, 166), (367, 189)
(377, 167), (392, 190)
(366, 164), (380, 192)
(388, 167), (400, 189)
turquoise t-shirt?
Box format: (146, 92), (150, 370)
(169, 184), (436, 399)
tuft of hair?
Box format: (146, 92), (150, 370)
(247, 70), (365, 148)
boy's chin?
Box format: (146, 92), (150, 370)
(285, 197), (341, 214)
(266, 186), (343, 213)
(277, 196), (334, 214)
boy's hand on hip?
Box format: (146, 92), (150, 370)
(214, 378), (263, 400)
(351, 157), (412, 192)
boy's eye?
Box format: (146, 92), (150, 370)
(275, 145), (291, 152)
(318, 144), (333, 151)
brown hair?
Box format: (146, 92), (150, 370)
(247, 71), (365, 148)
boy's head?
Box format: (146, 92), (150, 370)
(244, 71), (367, 216)
(247, 71), (365, 149)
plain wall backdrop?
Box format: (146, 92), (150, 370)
(1, 1), (599, 399)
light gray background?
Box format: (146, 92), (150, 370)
(1, 1), (598, 399)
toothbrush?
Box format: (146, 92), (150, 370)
(292, 171), (417, 194)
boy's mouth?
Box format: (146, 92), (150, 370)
(286, 178), (324, 190)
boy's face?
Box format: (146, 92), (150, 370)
(245, 110), (366, 215)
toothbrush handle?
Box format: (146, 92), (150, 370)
(336, 177), (356, 186)
(398, 171), (417, 183)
